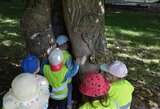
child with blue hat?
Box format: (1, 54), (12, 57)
(21, 54), (40, 74)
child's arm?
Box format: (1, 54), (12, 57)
(66, 56), (73, 70)
(62, 58), (80, 82)
(40, 59), (48, 75)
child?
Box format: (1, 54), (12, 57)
(3, 73), (49, 109)
(100, 60), (134, 109)
(56, 35), (72, 69)
(42, 48), (80, 109)
(56, 35), (73, 109)
(21, 54), (40, 74)
(79, 71), (118, 109)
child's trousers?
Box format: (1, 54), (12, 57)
(67, 82), (72, 106)
(49, 97), (67, 109)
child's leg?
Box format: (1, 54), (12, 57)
(48, 98), (57, 109)
(67, 82), (72, 107)
(56, 98), (67, 109)
(49, 98), (67, 109)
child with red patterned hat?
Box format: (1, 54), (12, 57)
(79, 71), (118, 109)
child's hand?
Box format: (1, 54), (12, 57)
(47, 47), (53, 55)
(75, 58), (81, 64)
(47, 44), (57, 54)
(41, 53), (48, 60)
(80, 55), (87, 65)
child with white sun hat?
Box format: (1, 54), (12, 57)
(2, 73), (49, 109)
(100, 60), (134, 109)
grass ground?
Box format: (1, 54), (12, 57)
(0, 1), (160, 109)
(105, 11), (160, 108)
(0, 1), (26, 106)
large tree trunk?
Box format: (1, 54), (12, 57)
(21, 0), (113, 77)
(21, 0), (55, 56)
(63, 0), (113, 77)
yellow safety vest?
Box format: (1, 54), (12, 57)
(43, 65), (68, 100)
(62, 50), (71, 65)
(62, 50), (72, 83)
(79, 98), (117, 109)
(108, 80), (134, 109)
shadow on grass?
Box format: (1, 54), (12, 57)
(105, 11), (160, 46)
(0, 1), (25, 19)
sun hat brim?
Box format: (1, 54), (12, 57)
(100, 64), (110, 72)
(3, 74), (49, 109)
(100, 64), (117, 77)
(100, 62), (128, 78)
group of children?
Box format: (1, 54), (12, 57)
(2, 35), (134, 109)
(79, 61), (134, 109)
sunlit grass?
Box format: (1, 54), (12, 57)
(0, 1), (26, 60)
(0, 18), (19, 24)
(117, 53), (159, 63)
(120, 29), (141, 36)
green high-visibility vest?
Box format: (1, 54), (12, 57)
(43, 65), (68, 100)
(79, 98), (117, 109)
(62, 50), (71, 65)
(108, 80), (134, 109)
(62, 50), (72, 83)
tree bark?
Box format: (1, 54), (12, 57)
(21, 0), (113, 77)
(63, 0), (113, 77)
(21, 0), (55, 56)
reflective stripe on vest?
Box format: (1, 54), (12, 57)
(114, 100), (120, 109)
(62, 50), (72, 83)
(114, 100), (131, 109)
(43, 65), (68, 100)
(52, 83), (67, 92)
(50, 92), (67, 99)
(120, 102), (131, 109)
